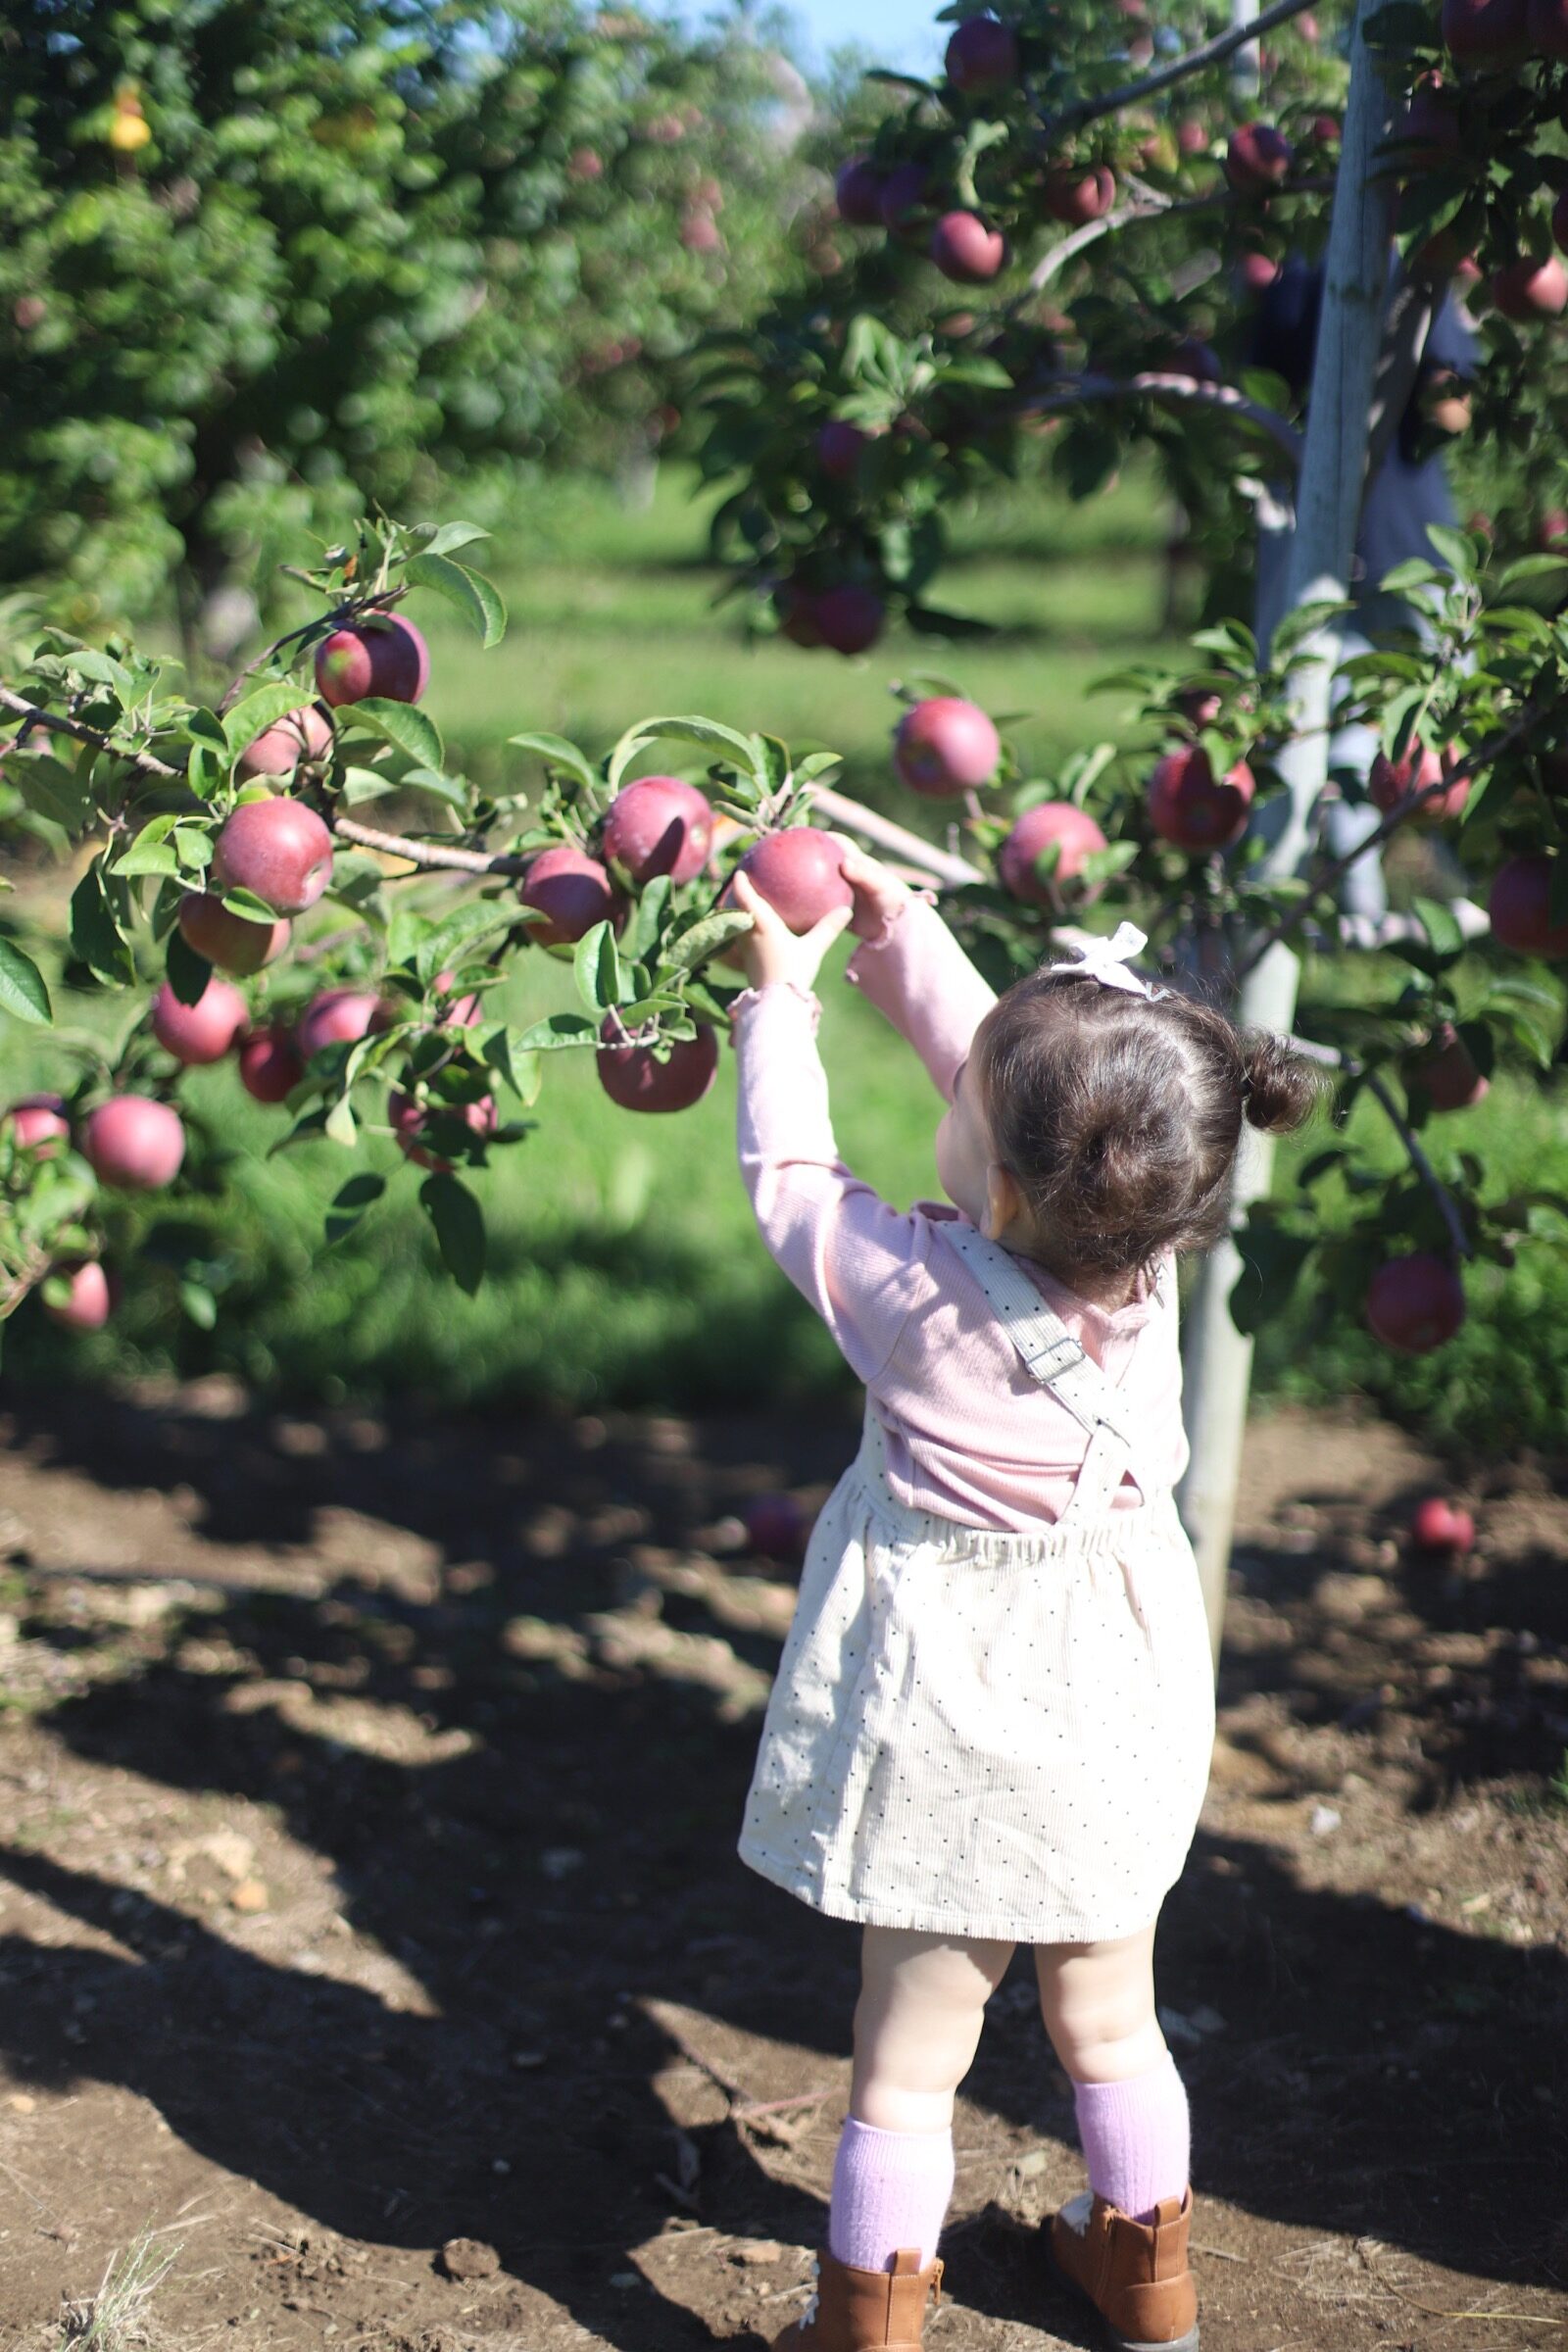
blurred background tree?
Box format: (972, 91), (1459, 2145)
(0, 0), (820, 647)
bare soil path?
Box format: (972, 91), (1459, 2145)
(0, 1383), (1564, 2352)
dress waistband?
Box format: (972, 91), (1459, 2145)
(853, 1404), (1178, 1561)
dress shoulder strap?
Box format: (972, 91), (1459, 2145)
(941, 1223), (1134, 1438)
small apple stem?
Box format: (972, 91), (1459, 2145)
(329, 815), (532, 877)
(1043, 0), (1325, 138)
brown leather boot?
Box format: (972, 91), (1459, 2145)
(1048, 2187), (1199, 2351)
(772, 2247), (943, 2352)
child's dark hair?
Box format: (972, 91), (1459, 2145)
(971, 972), (1321, 1282)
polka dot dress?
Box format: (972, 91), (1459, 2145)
(739, 1232), (1216, 1946)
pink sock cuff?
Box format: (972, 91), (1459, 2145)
(1074, 2052), (1190, 2226)
(828, 2118), (956, 2274)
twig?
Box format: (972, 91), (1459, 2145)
(1283, 1031), (1474, 1260)
(1025, 179), (1333, 297)
(807, 784), (987, 885)
(0, 688), (182, 782)
(1022, 371), (1302, 468)
(329, 814), (531, 878)
(1043, 0), (1325, 137)
(730, 2089), (835, 2122)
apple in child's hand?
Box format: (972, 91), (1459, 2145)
(736, 827), (856, 932)
(1410, 1494), (1476, 1556)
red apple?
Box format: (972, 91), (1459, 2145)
(999, 803), (1108, 904)
(1174, 686), (1224, 728)
(680, 209), (721, 253)
(834, 158), (884, 226)
(1411, 1494), (1476, 1552)
(1240, 251), (1281, 293)
(314, 612), (430, 707)
(945, 14), (1018, 94)
(296, 988), (388, 1060)
(151, 977), (249, 1066)
(930, 212), (1008, 283)
(81, 1096), (185, 1191)
(176, 892), (289, 976)
(238, 1024), (304, 1104)
(774, 582), (823, 647)
(1368, 746), (1469, 820)
(603, 777), (714, 886)
(814, 584), (885, 656)
(1442, 0), (1528, 63)
(519, 845), (623, 947)
(1177, 117), (1209, 156)
(744, 1492), (808, 1561)
(1409, 1022), (1489, 1111)
(1148, 746), (1255, 851)
(736, 827), (855, 933)
(389, 1089), (497, 1172)
(1366, 1253), (1466, 1352)
(816, 420), (873, 480)
(1399, 77), (1462, 166)
(878, 163), (930, 236)
(1310, 113), (1341, 145)
(1225, 123), (1293, 195)
(1530, 0), (1568, 58)
(5, 1095), (70, 1153)
(43, 1259), (117, 1332)
(597, 1018), (719, 1113)
(1489, 853), (1568, 956)
(1044, 166), (1116, 226)
(1491, 256), (1568, 321)
(236, 704), (333, 781)
(212, 796), (334, 916)
(893, 698), (1002, 796)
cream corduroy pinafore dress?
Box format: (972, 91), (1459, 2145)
(739, 1226), (1215, 1946)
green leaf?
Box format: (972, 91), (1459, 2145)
(69, 860), (134, 984)
(324, 1093), (359, 1150)
(178, 1281), (218, 1331)
(221, 681), (317, 757)
(405, 552), (506, 648)
(420, 1171), (485, 1294)
(0, 936), (51, 1024)
(416, 900), (516, 987)
(11, 753), (92, 832)
(325, 1172), (385, 1249)
(422, 521), (492, 558)
(1425, 523), (1479, 579)
(478, 1027), (542, 1106)
(625, 873), (673, 964)
(573, 918), (623, 1014)
(339, 763), (400, 806)
(340, 698), (444, 771)
(606, 713), (759, 793)
(1495, 554), (1568, 592)
(166, 925), (212, 1007)
(662, 909), (753, 977)
(507, 733), (598, 793)
(513, 1010), (600, 1051)
(1229, 1222), (1315, 1337)
(1412, 895), (1464, 958)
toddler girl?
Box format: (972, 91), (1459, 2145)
(725, 846), (1315, 2352)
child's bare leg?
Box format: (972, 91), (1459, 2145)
(852, 1926), (1013, 2129)
(1036, 1927), (1190, 2223)
(818, 1927), (1011, 2275)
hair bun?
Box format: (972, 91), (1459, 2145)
(1242, 1033), (1322, 1134)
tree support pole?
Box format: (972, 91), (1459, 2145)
(1177, 0), (1396, 1660)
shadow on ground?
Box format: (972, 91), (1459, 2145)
(0, 1381), (1564, 2349)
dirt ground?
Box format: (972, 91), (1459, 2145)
(0, 1382), (1564, 2352)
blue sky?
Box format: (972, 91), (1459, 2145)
(780, 0), (943, 74)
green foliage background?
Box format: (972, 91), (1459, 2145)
(2, 465), (1563, 1456)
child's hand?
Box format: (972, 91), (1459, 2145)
(828, 835), (915, 941)
(728, 870), (853, 993)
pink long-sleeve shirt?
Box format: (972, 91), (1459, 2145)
(732, 895), (1190, 1532)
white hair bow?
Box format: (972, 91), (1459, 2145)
(1045, 921), (1170, 1001)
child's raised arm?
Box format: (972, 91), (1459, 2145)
(836, 841), (997, 1104)
(727, 869), (938, 1382)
